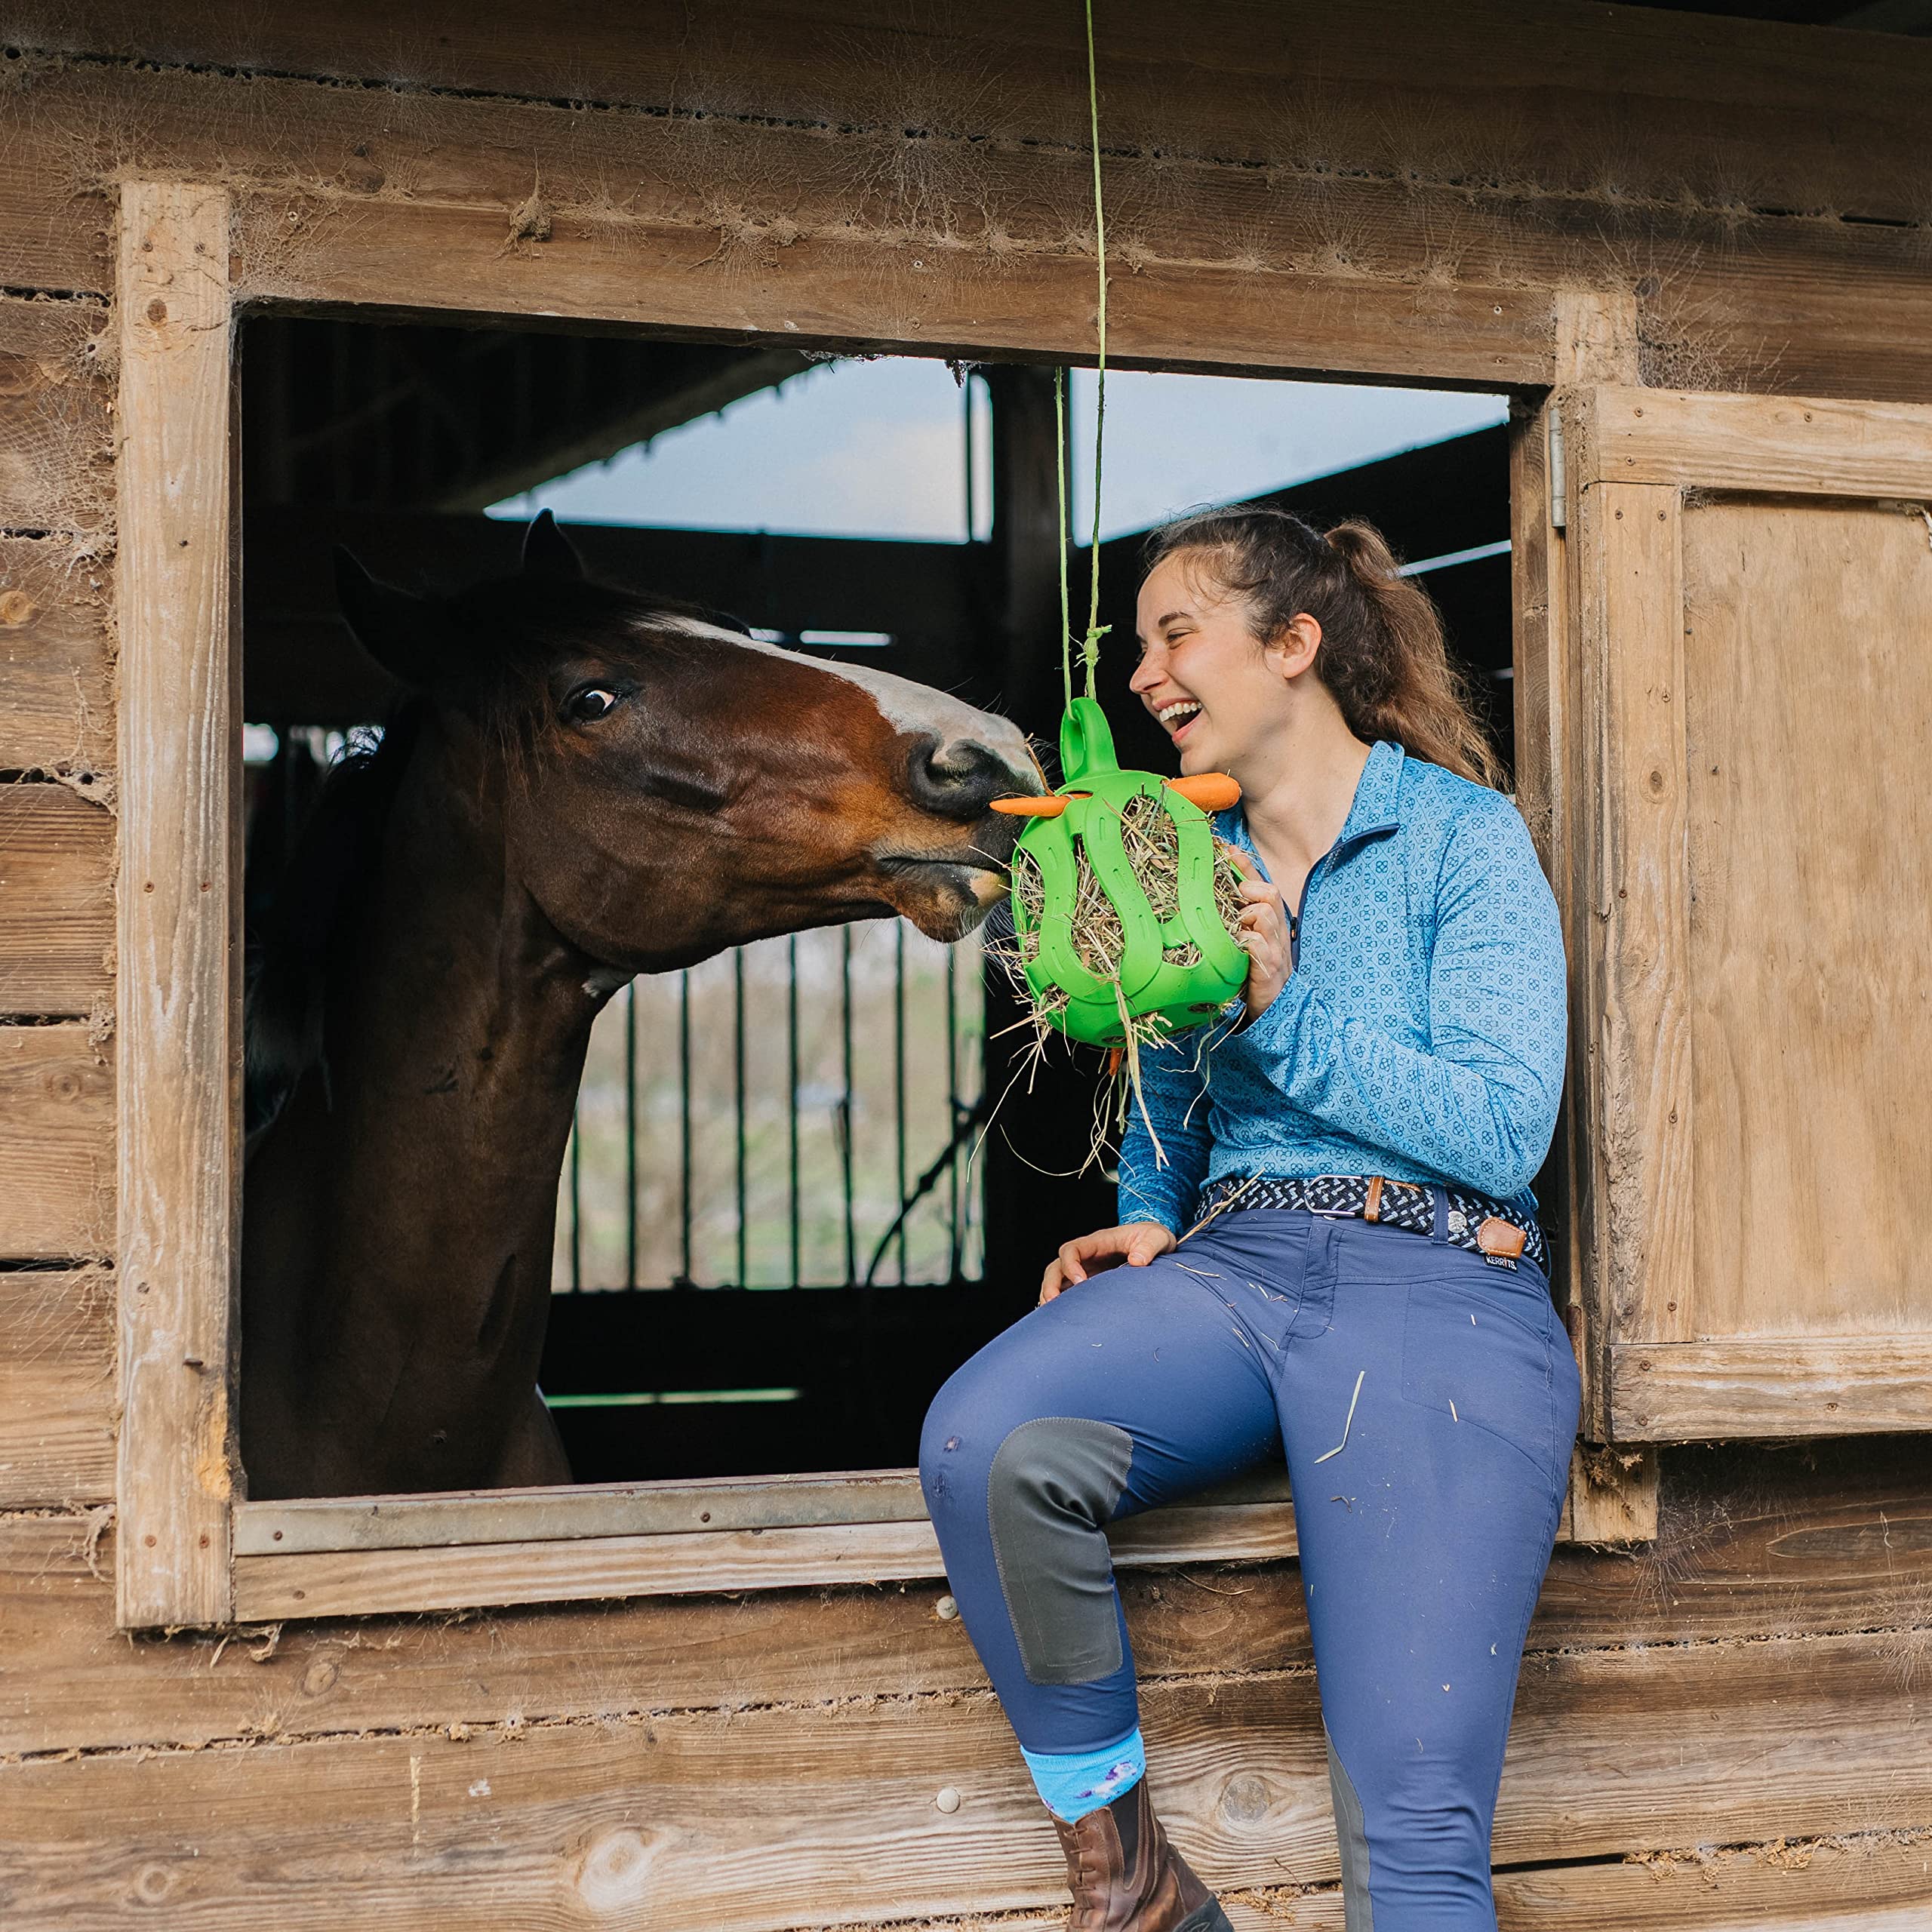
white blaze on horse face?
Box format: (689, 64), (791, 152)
(656, 617), (1038, 790)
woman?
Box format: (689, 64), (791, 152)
(921, 509), (1577, 1932)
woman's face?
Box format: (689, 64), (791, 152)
(1130, 551), (1297, 778)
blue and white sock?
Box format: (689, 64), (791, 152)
(1020, 1727), (1147, 1823)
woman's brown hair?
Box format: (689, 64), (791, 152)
(1142, 506), (1505, 791)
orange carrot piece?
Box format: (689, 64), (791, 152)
(1164, 773), (1242, 811)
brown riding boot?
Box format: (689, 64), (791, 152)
(1049, 1775), (1233, 1931)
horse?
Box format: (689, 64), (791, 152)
(239, 512), (1035, 1500)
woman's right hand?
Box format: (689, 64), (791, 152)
(1038, 1222), (1178, 1303)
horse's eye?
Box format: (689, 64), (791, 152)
(565, 686), (620, 724)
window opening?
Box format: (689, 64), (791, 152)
(238, 309), (1512, 1503)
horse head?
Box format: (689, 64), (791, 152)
(332, 512), (1039, 974)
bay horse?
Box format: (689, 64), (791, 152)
(240, 512), (1035, 1500)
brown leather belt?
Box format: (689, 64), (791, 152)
(1192, 1173), (1549, 1273)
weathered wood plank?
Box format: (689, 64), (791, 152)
(6, 1441), (1928, 1760)
(1577, 389), (1932, 496)
(0, 1631), (1924, 1930)
(233, 1465), (1297, 1555)
(1564, 1445), (1660, 1546)
(232, 1501), (1306, 1620)
(0, 537), (114, 775)
(0, 783), (113, 1014)
(229, 192), (1552, 387)
(1493, 1831), (1932, 1932)
(113, 181), (239, 1631)
(0, 49), (1930, 401)
(1221, 1832), (1932, 1932)
(1577, 479), (1694, 1372)
(1612, 1341), (1932, 1440)
(26, 2), (1932, 227)
(1681, 496), (1932, 1354)
(0, 295), (113, 541)
(0, 1024), (113, 1260)
(0, 1268), (114, 1506)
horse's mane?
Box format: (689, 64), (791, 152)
(244, 702), (426, 1142)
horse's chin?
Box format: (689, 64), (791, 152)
(878, 859), (1007, 943)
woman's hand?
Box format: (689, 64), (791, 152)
(1229, 849), (1292, 1022)
(1038, 1222), (1177, 1303)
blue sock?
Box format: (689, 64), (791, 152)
(1020, 1727), (1147, 1823)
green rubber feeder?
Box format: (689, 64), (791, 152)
(996, 697), (1248, 1048)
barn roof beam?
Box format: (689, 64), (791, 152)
(243, 319), (814, 514)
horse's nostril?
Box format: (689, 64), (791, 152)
(911, 737), (1008, 817)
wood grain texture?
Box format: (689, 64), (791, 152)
(2, 38), (1932, 399)
(233, 1466), (1297, 1556)
(1613, 1341), (1932, 1439)
(6, 1440), (1929, 1758)
(23, 2), (1932, 226)
(1577, 389), (1932, 496)
(0, 1629), (1925, 1930)
(1682, 497), (1932, 1347)
(1578, 481), (1694, 1363)
(0, 1267), (115, 1505)
(1515, 294), (1643, 1402)
(0, 294), (113, 542)
(1564, 1446), (1660, 1546)
(0, 537), (115, 775)
(1217, 1834), (1932, 1932)
(0, 783), (113, 1014)
(232, 1502), (1307, 1621)
(0, 1023), (113, 1260)
(113, 181), (238, 1631)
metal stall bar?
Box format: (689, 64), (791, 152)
(894, 922), (909, 1284)
(734, 946), (748, 1290)
(788, 934), (801, 1290)
(841, 928), (857, 1287)
(678, 968), (693, 1284)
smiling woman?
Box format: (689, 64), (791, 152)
(238, 512), (1034, 1501)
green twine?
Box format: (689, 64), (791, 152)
(1056, 0), (1111, 710)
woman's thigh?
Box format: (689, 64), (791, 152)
(918, 1249), (1290, 1751)
(921, 1250), (1286, 1521)
(1276, 1226), (1579, 1912)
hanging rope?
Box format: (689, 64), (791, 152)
(1057, 0), (1111, 709)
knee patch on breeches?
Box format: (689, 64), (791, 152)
(986, 1416), (1135, 1685)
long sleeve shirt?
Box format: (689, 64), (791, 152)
(1116, 739), (1567, 1235)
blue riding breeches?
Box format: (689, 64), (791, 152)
(919, 1198), (1582, 1930)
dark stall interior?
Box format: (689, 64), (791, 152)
(239, 316), (1512, 1487)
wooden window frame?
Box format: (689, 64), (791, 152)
(1564, 385), (1932, 1444)
(116, 177), (1600, 1631)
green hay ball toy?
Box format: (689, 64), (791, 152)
(998, 697), (1249, 1048)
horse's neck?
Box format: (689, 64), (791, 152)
(280, 727), (603, 1322)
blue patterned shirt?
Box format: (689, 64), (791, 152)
(1117, 740), (1567, 1233)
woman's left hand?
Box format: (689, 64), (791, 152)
(1229, 850), (1291, 1022)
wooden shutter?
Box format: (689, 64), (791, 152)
(1567, 389), (1932, 1441)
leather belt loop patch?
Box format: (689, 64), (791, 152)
(1364, 1176), (1384, 1224)
(1477, 1215), (1527, 1260)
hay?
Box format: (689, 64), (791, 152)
(1002, 792), (1246, 1023)
(986, 795), (1248, 1176)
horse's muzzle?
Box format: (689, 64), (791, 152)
(906, 734), (1039, 823)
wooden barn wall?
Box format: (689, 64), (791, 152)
(2, 3), (1931, 1927)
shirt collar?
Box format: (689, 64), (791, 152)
(1214, 738), (1406, 866)
(1337, 738), (1406, 850)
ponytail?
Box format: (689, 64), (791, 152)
(1142, 508), (1505, 790)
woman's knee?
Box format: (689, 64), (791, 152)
(919, 1355), (1003, 1511)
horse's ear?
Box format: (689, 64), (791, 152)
(521, 509), (585, 581)
(334, 548), (465, 691)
